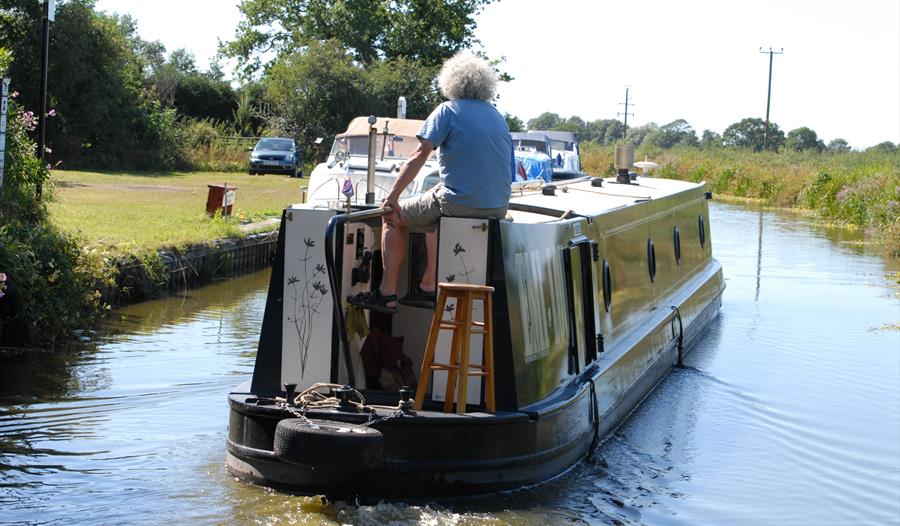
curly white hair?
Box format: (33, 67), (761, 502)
(437, 51), (497, 101)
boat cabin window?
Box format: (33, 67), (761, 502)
(330, 135), (438, 160)
(549, 139), (575, 152)
(513, 139), (550, 155)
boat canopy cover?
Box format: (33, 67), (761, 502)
(337, 116), (426, 138)
(511, 132), (551, 142)
(529, 130), (577, 143)
(515, 151), (553, 182)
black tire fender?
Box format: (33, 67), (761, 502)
(274, 418), (383, 469)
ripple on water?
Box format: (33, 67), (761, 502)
(2, 207), (899, 525)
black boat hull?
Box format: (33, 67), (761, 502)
(225, 285), (721, 498)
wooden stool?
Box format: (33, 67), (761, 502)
(413, 283), (495, 414)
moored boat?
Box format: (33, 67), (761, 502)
(226, 128), (724, 498)
(305, 115), (442, 206)
(528, 129), (585, 179)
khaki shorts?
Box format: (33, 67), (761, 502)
(398, 185), (508, 233)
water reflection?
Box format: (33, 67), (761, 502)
(1, 203), (898, 525)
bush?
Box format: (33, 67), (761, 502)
(179, 118), (253, 172)
(0, 79), (114, 347)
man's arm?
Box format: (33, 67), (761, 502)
(383, 138), (434, 210)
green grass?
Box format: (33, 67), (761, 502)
(582, 145), (900, 255)
(47, 170), (305, 254)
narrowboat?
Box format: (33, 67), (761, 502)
(226, 120), (724, 498)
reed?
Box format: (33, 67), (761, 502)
(581, 144), (900, 255)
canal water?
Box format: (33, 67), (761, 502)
(1, 202), (898, 525)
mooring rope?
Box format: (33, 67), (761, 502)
(274, 382), (408, 428)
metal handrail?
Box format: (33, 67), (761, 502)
(324, 206), (393, 387)
(507, 202), (593, 223)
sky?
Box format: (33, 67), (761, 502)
(93, 0), (900, 148)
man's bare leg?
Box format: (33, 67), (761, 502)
(419, 231), (438, 293)
(379, 220), (405, 304)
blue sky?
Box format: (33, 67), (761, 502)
(94, 0), (900, 148)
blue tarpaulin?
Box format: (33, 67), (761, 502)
(515, 152), (553, 182)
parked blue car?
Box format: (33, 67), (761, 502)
(249, 137), (302, 177)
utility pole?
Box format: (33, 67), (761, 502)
(618, 86), (634, 143)
(36, 0), (55, 199)
(759, 47), (783, 151)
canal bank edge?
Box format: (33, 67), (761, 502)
(101, 229), (278, 308)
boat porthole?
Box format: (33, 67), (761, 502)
(698, 214), (706, 248)
(673, 226), (682, 265)
(647, 239), (657, 283)
(602, 259), (612, 312)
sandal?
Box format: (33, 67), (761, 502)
(399, 284), (437, 309)
(347, 289), (398, 314)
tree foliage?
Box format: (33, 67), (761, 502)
(222, 0), (493, 78)
(723, 117), (785, 151)
(701, 129), (723, 148)
(826, 138), (850, 153)
(526, 112), (563, 130)
(265, 40), (368, 143)
(786, 127), (825, 152)
(648, 119), (699, 148)
(867, 141), (897, 153)
(504, 113), (524, 132)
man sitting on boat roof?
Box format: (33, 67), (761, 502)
(349, 51), (513, 313)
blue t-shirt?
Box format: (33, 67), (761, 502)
(417, 99), (512, 209)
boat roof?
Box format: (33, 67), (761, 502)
(508, 177), (704, 224)
(528, 130), (577, 143)
(337, 117), (425, 138)
(511, 132), (551, 142)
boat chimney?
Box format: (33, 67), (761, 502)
(366, 115), (377, 204)
(614, 144), (634, 184)
(397, 96), (407, 119)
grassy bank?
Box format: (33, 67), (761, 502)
(581, 145), (900, 254)
(47, 170), (303, 253)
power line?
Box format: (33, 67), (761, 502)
(760, 47), (783, 151)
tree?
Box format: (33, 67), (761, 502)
(588, 119), (624, 144)
(700, 129), (722, 149)
(173, 74), (237, 122)
(222, 0), (493, 78)
(233, 82), (267, 136)
(527, 112), (563, 130)
(723, 117), (785, 151)
(365, 56), (441, 119)
(167, 48), (197, 74)
(625, 122), (659, 147)
(826, 138), (851, 153)
(39, 1), (179, 169)
(867, 141), (897, 153)
(786, 127), (824, 152)
(264, 39), (368, 148)
(504, 113), (524, 132)
(650, 119), (699, 148)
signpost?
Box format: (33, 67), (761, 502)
(0, 78), (10, 196)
